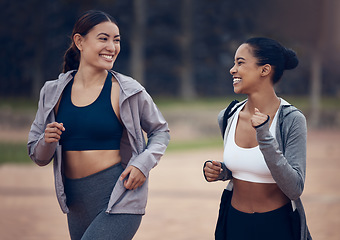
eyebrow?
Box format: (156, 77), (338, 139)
(236, 57), (245, 61)
(97, 33), (120, 38)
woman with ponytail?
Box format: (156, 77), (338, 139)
(203, 37), (312, 240)
(28, 10), (170, 240)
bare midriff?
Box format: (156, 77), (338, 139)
(63, 150), (122, 179)
(231, 178), (290, 213)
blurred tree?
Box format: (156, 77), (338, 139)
(253, 0), (337, 127)
(179, 0), (196, 99)
(144, 0), (180, 96)
(309, 0), (340, 127)
(1, 0), (48, 98)
(192, 0), (261, 96)
(309, 0), (331, 128)
(1, 0), (338, 105)
(130, 0), (146, 84)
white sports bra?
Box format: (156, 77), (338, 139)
(223, 102), (280, 183)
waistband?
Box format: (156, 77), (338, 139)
(65, 162), (123, 182)
(230, 202), (293, 216)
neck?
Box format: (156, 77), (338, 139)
(245, 87), (280, 115)
(75, 66), (108, 88)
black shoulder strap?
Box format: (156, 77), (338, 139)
(222, 99), (239, 138)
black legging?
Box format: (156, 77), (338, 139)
(226, 203), (297, 240)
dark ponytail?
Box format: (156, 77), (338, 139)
(62, 43), (80, 73)
(245, 37), (299, 84)
(62, 10), (118, 73)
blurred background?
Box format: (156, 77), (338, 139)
(0, 0), (339, 239)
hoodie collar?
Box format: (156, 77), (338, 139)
(109, 70), (144, 100)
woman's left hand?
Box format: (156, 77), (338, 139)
(120, 166), (146, 190)
(251, 108), (269, 128)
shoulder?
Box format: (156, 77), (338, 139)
(279, 98), (306, 123)
(218, 99), (246, 136)
(110, 70), (144, 95)
(39, 71), (74, 99)
(279, 99), (307, 133)
(42, 71), (74, 90)
(110, 71), (156, 108)
(218, 99), (246, 123)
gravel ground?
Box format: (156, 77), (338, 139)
(0, 129), (339, 240)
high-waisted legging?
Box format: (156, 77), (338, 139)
(226, 203), (297, 240)
(64, 163), (142, 240)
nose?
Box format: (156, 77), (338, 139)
(230, 64), (236, 75)
(106, 41), (115, 52)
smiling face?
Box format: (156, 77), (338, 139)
(75, 21), (120, 71)
(229, 44), (264, 94)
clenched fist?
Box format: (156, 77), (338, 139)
(250, 108), (270, 128)
(203, 160), (222, 182)
(44, 122), (65, 143)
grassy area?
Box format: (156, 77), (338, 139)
(0, 142), (32, 165)
(0, 98), (37, 111)
(154, 96), (244, 111)
(0, 138), (223, 165)
(279, 95), (340, 111)
(154, 95), (340, 111)
(1, 95), (339, 112)
(0, 95), (339, 165)
(166, 137), (223, 152)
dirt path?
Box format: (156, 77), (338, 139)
(0, 129), (339, 239)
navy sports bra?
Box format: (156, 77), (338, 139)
(56, 72), (123, 151)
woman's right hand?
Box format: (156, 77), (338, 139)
(44, 122), (65, 143)
(203, 160), (222, 182)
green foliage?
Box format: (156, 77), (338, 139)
(1, 95), (339, 164)
(281, 96), (340, 112)
(0, 98), (37, 111)
(166, 138), (222, 152)
(154, 96), (245, 110)
(3, 0), (339, 98)
(0, 143), (32, 165)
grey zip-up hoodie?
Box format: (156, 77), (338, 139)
(216, 99), (312, 240)
(27, 70), (170, 215)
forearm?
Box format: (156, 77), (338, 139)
(130, 130), (170, 177)
(28, 134), (56, 166)
(256, 119), (306, 200)
(28, 115), (57, 166)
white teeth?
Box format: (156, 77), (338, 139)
(233, 78), (242, 84)
(101, 55), (113, 60)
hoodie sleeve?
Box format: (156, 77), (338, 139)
(256, 111), (307, 200)
(27, 83), (57, 166)
(129, 90), (170, 177)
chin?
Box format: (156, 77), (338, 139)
(233, 87), (241, 94)
(101, 64), (114, 71)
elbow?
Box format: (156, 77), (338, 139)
(35, 161), (49, 167)
(30, 155), (51, 167)
(35, 159), (51, 167)
(165, 131), (170, 146)
(287, 192), (302, 201)
(288, 192), (303, 201)
(286, 183), (304, 200)
(28, 140), (57, 166)
(148, 130), (170, 148)
(160, 130), (170, 145)
(28, 146), (53, 167)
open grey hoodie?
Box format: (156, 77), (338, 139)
(28, 70), (170, 215)
(217, 99), (312, 240)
